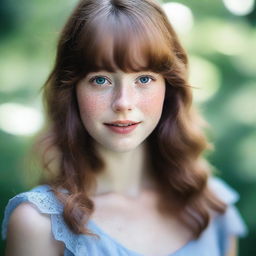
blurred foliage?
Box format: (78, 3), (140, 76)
(0, 0), (255, 255)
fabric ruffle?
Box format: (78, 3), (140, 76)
(208, 177), (248, 254)
(1, 185), (91, 255)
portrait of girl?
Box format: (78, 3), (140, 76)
(1, 0), (247, 255)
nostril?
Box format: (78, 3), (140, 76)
(112, 88), (135, 110)
(113, 106), (133, 112)
(111, 99), (133, 112)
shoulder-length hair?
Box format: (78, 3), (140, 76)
(37, 0), (226, 238)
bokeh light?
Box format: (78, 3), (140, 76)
(209, 23), (250, 56)
(223, 0), (255, 16)
(189, 56), (221, 103)
(162, 2), (194, 34)
(226, 82), (256, 126)
(0, 103), (43, 136)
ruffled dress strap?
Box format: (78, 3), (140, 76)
(208, 177), (248, 255)
(1, 185), (92, 256)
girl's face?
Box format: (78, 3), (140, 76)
(76, 70), (166, 152)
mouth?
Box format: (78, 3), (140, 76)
(104, 120), (141, 127)
(103, 120), (141, 134)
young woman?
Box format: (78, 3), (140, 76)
(2, 0), (247, 255)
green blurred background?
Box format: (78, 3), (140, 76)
(0, 0), (255, 255)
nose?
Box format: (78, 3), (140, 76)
(111, 84), (135, 113)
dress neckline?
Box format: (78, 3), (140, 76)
(88, 219), (195, 256)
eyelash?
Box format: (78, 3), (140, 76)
(89, 75), (156, 87)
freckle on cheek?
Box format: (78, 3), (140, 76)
(141, 93), (165, 114)
(80, 95), (106, 115)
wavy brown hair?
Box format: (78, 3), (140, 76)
(36, 0), (226, 238)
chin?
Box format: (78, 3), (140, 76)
(99, 139), (144, 153)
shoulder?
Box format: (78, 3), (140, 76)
(5, 202), (64, 256)
(206, 176), (247, 255)
(208, 176), (239, 205)
(8, 202), (52, 234)
(2, 185), (87, 255)
(2, 185), (63, 238)
(208, 176), (247, 233)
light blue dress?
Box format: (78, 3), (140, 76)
(2, 177), (247, 256)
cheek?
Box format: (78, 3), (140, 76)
(77, 93), (107, 121)
(139, 88), (165, 117)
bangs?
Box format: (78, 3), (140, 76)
(77, 8), (175, 74)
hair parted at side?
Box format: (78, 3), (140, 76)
(36, 0), (226, 238)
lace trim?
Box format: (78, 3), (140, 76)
(1, 185), (89, 255)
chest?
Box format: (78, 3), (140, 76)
(90, 195), (193, 256)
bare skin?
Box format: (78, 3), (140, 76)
(90, 189), (194, 256)
(5, 203), (64, 256)
(87, 141), (195, 256)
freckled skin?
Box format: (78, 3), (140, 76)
(76, 70), (166, 153)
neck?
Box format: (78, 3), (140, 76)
(93, 142), (155, 198)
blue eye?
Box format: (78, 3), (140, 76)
(138, 76), (153, 84)
(95, 77), (107, 85)
(89, 76), (110, 86)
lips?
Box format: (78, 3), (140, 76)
(104, 120), (141, 127)
(104, 120), (141, 134)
